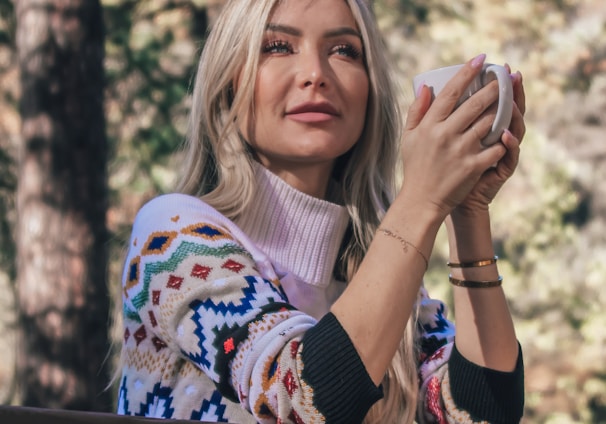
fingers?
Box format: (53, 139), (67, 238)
(404, 83), (432, 130)
(476, 134), (507, 169)
(456, 69), (525, 147)
(454, 86), (500, 141)
(506, 71), (526, 142)
(423, 54), (487, 124)
(494, 129), (521, 179)
(474, 110), (522, 174)
(505, 64), (526, 116)
(509, 102), (526, 142)
(512, 71), (526, 116)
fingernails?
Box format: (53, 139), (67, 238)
(416, 82), (425, 98)
(471, 53), (486, 68)
(510, 71), (523, 84)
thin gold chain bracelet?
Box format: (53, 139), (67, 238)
(377, 228), (429, 271)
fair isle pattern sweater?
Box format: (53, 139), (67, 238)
(117, 165), (524, 423)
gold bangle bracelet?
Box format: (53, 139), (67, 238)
(449, 274), (503, 288)
(447, 255), (498, 268)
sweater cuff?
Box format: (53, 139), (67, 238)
(449, 343), (525, 424)
(301, 312), (383, 424)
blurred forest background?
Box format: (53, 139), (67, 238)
(0, 0), (605, 422)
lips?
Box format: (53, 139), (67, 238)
(287, 102), (339, 116)
(285, 102), (339, 123)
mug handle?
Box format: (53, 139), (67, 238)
(481, 64), (514, 146)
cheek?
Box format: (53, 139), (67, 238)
(341, 66), (369, 105)
(255, 61), (287, 103)
(359, 83), (369, 115)
(352, 76), (370, 125)
(237, 72), (276, 142)
(251, 71), (283, 124)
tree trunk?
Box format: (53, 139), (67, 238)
(15, 0), (111, 411)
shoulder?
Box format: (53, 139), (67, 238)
(136, 193), (218, 221)
(126, 193), (251, 258)
(131, 193), (230, 235)
(127, 193), (269, 266)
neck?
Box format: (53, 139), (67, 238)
(255, 158), (333, 199)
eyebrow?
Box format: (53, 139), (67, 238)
(265, 23), (362, 39)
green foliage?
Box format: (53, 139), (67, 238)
(103, 0), (206, 195)
(397, 0), (431, 24)
(0, 0), (14, 44)
(0, 0), (15, 280)
(0, 148), (15, 279)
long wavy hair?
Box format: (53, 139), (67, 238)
(176, 0), (419, 422)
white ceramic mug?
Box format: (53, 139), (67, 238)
(412, 63), (513, 146)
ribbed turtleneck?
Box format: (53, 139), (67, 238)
(235, 163), (350, 289)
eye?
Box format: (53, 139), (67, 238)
(262, 40), (293, 55)
(331, 43), (363, 60)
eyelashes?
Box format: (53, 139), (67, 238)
(262, 40), (292, 54)
(332, 44), (362, 60)
(261, 39), (364, 61)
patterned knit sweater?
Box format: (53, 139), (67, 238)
(117, 164), (524, 423)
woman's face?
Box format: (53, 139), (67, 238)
(240, 0), (369, 187)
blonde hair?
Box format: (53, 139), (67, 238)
(176, 0), (418, 422)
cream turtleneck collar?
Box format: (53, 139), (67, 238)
(234, 163), (350, 319)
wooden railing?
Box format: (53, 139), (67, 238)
(0, 406), (213, 423)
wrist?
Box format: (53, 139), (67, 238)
(448, 206), (490, 226)
(394, 185), (449, 227)
(449, 262), (499, 282)
(384, 193), (444, 261)
(446, 210), (495, 264)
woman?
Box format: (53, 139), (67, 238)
(117, 0), (526, 422)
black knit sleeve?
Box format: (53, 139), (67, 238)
(300, 312), (384, 424)
(449, 343), (524, 423)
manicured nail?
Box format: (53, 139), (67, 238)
(510, 71), (522, 84)
(471, 53), (486, 68)
(416, 82), (425, 98)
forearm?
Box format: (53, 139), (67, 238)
(446, 210), (519, 372)
(331, 192), (443, 384)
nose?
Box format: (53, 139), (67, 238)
(304, 77), (325, 88)
(298, 49), (328, 89)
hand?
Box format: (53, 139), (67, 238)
(400, 54), (510, 219)
(451, 69), (526, 218)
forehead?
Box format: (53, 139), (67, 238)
(268, 0), (358, 28)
